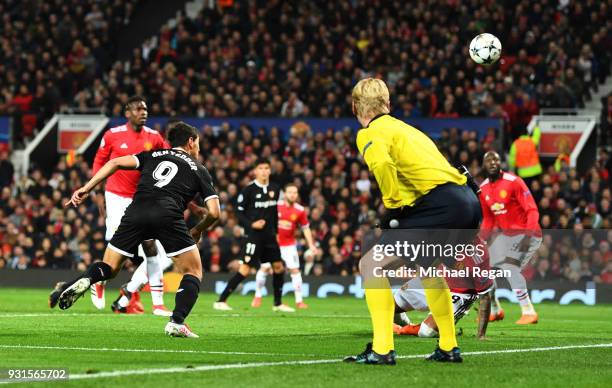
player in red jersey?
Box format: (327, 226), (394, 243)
(252, 183), (319, 309)
(479, 151), (542, 325)
(392, 236), (492, 339)
(90, 96), (172, 316)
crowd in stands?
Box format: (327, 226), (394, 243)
(1, 0), (611, 147)
(0, 0), (142, 146)
(0, 121), (611, 284)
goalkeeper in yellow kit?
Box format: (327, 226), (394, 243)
(344, 78), (482, 364)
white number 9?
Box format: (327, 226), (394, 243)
(152, 161), (178, 188)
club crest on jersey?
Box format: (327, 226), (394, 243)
(290, 214), (297, 221)
(490, 202), (507, 215)
(144, 141), (153, 151)
(269, 191), (275, 198)
(499, 189), (507, 199)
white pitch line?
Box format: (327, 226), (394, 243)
(0, 344), (324, 358)
(0, 313), (370, 319)
(61, 343), (611, 380)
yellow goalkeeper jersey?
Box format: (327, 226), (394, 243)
(356, 114), (466, 209)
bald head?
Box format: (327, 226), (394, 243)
(483, 151), (502, 180)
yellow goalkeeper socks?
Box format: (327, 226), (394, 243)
(364, 278), (394, 355)
(422, 277), (457, 352)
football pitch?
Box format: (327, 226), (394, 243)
(1, 288), (611, 387)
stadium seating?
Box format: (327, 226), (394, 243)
(0, 1), (610, 283)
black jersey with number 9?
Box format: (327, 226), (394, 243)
(133, 148), (217, 211)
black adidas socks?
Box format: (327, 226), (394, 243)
(171, 274), (201, 324)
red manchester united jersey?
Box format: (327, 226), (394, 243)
(479, 172), (541, 236)
(277, 200), (309, 246)
(446, 237), (494, 294)
(93, 123), (167, 198)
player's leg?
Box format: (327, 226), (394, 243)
(215, 238), (260, 310)
(392, 278), (427, 335)
(215, 262), (250, 309)
(53, 246), (128, 310)
(267, 244), (294, 312)
(93, 192), (131, 309)
(113, 257), (147, 314)
(164, 246), (202, 338)
(487, 234), (507, 321)
(143, 240), (172, 316)
(344, 253), (396, 365)
(271, 259), (294, 312)
(252, 262), (271, 307)
(496, 234), (540, 324)
(281, 245), (306, 308)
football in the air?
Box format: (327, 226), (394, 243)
(469, 33), (502, 65)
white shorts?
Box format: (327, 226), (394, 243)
(394, 278), (483, 322)
(105, 192), (172, 267)
(280, 245), (300, 270)
(488, 234), (542, 268)
(105, 191), (133, 241)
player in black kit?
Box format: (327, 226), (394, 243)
(49, 122), (220, 338)
(213, 159), (295, 312)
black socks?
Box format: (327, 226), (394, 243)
(171, 274), (201, 324)
(218, 272), (245, 303)
(273, 272), (284, 306)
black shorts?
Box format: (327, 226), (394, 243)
(375, 183), (483, 269)
(389, 183), (482, 229)
(242, 234), (282, 267)
(108, 199), (196, 260)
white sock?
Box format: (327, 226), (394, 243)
(147, 254), (165, 306)
(118, 295), (130, 308)
(514, 289), (536, 315)
(418, 321), (438, 338)
(291, 272), (303, 304)
(255, 268), (267, 298)
(127, 261), (148, 293)
(500, 263), (534, 314)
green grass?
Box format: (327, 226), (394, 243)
(0, 288), (611, 387)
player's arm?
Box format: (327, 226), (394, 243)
(93, 131), (112, 174)
(299, 210), (319, 254)
(92, 132), (113, 217)
(190, 197), (221, 242)
(478, 194), (496, 241)
(515, 179), (540, 249)
(66, 155), (138, 207)
(356, 131), (402, 208)
(190, 166), (221, 241)
(477, 292), (491, 340)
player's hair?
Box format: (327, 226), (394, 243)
(351, 78), (390, 118)
(254, 158), (270, 167)
(284, 183), (298, 191)
(125, 95), (146, 111)
(167, 122), (198, 147)
(166, 116), (181, 130)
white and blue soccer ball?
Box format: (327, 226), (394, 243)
(469, 33), (502, 65)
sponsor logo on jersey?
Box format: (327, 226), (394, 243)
(490, 202), (507, 215)
(278, 220), (293, 229)
(256, 194), (262, 198)
(254, 200), (277, 208)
